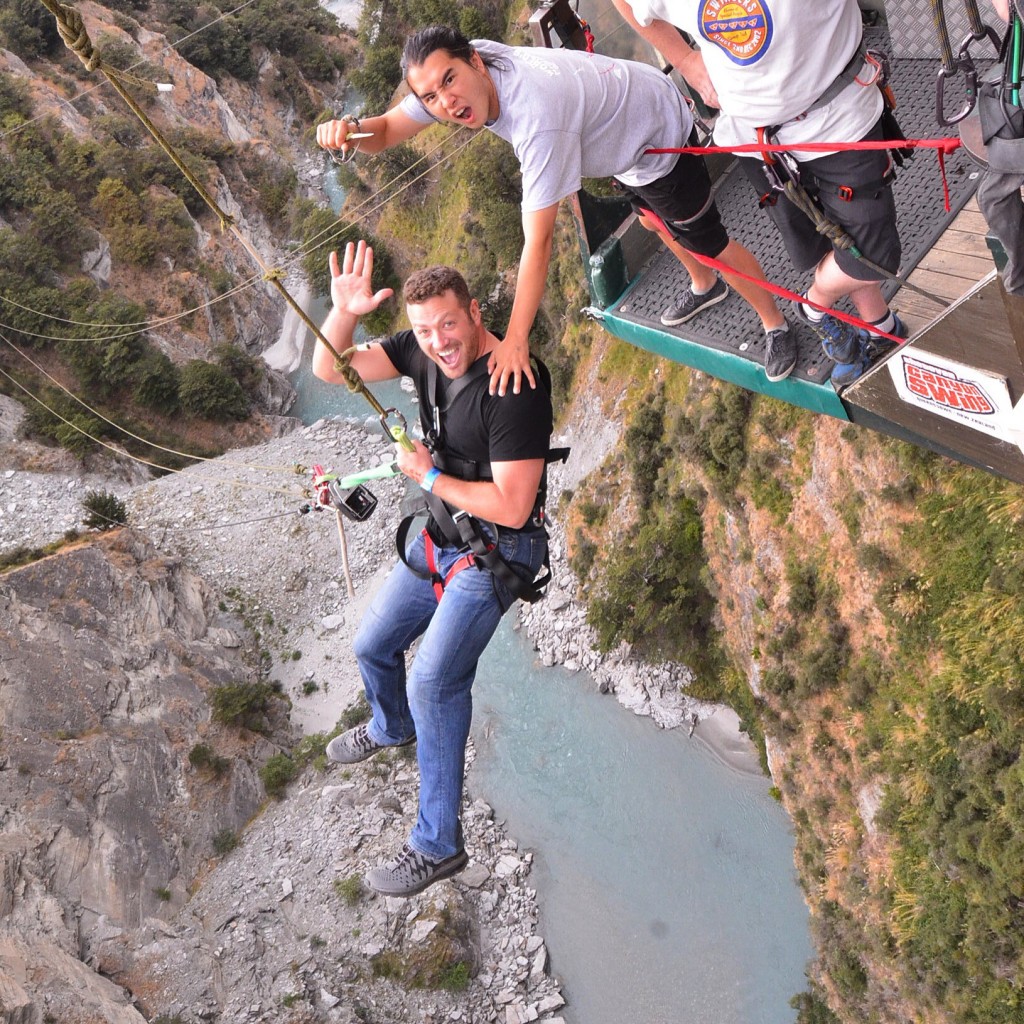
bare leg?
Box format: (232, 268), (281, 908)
(638, 213), (717, 293)
(638, 215), (786, 330)
(715, 239), (786, 330)
(808, 252), (888, 322)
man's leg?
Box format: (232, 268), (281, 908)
(406, 530), (546, 863)
(350, 535), (437, 747)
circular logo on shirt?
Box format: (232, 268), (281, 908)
(698, 0), (774, 66)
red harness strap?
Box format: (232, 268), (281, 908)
(423, 529), (479, 602)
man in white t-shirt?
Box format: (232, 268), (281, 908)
(317, 28), (799, 385)
(612, 0), (907, 380)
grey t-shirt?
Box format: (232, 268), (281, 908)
(399, 41), (692, 212)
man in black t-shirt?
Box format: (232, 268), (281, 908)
(313, 240), (552, 897)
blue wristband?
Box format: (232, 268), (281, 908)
(421, 467), (441, 493)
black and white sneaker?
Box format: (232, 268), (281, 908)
(364, 843), (469, 897)
(326, 722), (416, 765)
(764, 324), (797, 382)
(660, 278), (730, 326)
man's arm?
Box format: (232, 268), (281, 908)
(609, 0), (720, 108)
(487, 203), (559, 396)
(992, 0), (1011, 22)
(397, 444), (546, 529)
(316, 106), (427, 158)
(312, 242), (400, 385)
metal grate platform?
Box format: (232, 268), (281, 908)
(609, 27), (991, 385)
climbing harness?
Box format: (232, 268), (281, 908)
(394, 357), (568, 606)
(933, 0), (1002, 125)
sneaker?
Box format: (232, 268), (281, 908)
(660, 278), (729, 326)
(793, 292), (825, 329)
(830, 350), (872, 388)
(814, 313), (867, 366)
(364, 843), (469, 897)
(326, 722), (416, 765)
(764, 324), (797, 382)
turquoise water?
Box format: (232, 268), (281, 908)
(473, 625), (812, 1024)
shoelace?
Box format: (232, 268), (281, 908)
(392, 844), (432, 880)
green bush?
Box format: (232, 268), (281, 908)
(259, 753), (296, 798)
(82, 490), (128, 530)
(587, 497), (720, 675)
(210, 681), (274, 731)
(212, 828), (239, 855)
(188, 742), (231, 776)
(178, 360), (250, 421)
(333, 874), (364, 906)
(133, 351), (182, 415)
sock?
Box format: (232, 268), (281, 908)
(765, 322), (789, 336)
(693, 280), (717, 296)
(868, 311), (896, 337)
(800, 295), (825, 323)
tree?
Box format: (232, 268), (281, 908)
(179, 360), (250, 420)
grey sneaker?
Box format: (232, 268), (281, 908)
(364, 843), (469, 897)
(764, 324), (797, 382)
(660, 278), (729, 326)
(326, 722), (415, 765)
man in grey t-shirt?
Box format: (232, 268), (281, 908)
(317, 28), (798, 385)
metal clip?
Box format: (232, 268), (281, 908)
(936, 23), (1000, 127)
(936, 57), (979, 126)
(379, 407), (409, 445)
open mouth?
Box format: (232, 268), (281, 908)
(453, 105), (472, 122)
(437, 346), (460, 368)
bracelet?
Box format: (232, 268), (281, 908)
(421, 467), (441, 493)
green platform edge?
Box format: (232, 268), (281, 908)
(597, 303), (851, 420)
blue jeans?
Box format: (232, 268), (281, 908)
(353, 526), (547, 860)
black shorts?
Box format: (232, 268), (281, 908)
(740, 118), (902, 281)
(615, 130), (730, 258)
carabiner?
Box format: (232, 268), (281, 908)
(379, 407), (415, 451)
(936, 57), (979, 126)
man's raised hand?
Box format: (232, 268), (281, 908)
(330, 240), (394, 317)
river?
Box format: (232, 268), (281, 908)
(285, 7), (814, 1018)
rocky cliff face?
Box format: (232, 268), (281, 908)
(0, 531), (281, 1022)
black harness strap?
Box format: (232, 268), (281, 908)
(395, 354), (569, 605)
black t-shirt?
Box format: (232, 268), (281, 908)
(381, 330), (552, 469)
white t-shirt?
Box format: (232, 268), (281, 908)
(624, 0), (882, 157)
(400, 41), (693, 212)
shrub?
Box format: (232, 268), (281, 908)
(178, 360), (250, 421)
(338, 696), (371, 731)
(333, 874), (364, 906)
(188, 742), (231, 776)
(210, 681), (273, 731)
(82, 490), (128, 529)
(260, 753), (296, 798)
(212, 828), (239, 855)
(133, 351), (182, 415)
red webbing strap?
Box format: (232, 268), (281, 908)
(580, 17), (595, 53)
(644, 136), (962, 212)
(423, 530), (476, 603)
(636, 205), (904, 344)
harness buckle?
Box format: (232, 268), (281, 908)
(837, 185), (855, 202)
